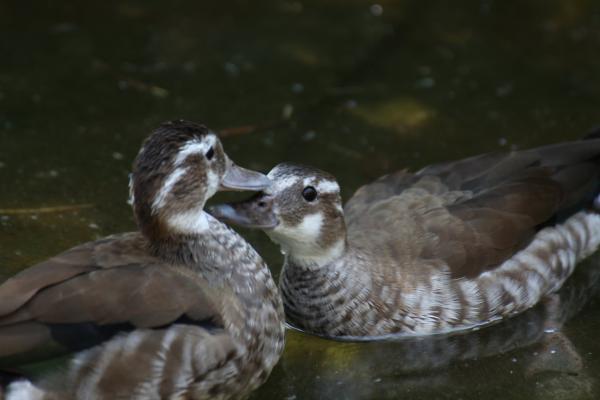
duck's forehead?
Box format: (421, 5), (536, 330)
(266, 170), (301, 192)
(267, 165), (339, 195)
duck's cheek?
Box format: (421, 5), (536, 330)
(268, 213), (324, 247)
(204, 168), (220, 199)
(294, 213), (325, 240)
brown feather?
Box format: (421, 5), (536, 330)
(346, 139), (600, 280)
(0, 233), (219, 329)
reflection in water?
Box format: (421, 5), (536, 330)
(2, 0), (600, 399)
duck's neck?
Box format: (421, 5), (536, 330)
(151, 212), (238, 276)
(280, 246), (368, 336)
(284, 238), (347, 270)
(150, 211), (284, 349)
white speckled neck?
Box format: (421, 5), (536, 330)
(167, 207), (211, 234)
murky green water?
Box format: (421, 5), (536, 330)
(1, 0), (600, 398)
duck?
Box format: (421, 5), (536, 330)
(0, 120), (285, 399)
(209, 137), (600, 338)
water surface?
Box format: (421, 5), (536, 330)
(1, 1), (600, 399)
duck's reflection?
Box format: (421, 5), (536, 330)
(2, 256), (599, 400)
(259, 254), (600, 400)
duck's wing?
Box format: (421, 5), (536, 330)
(346, 139), (600, 279)
(0, 233), (221, 358)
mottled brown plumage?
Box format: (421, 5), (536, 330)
(210, 138), (600, 338)
(0, 120), (285, 399)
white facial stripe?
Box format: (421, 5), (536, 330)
(167, 207), (210, 234)
(152, 167), (188, 211)
(127, 173), (135, 206)
(174, 135), (216, 167)
(268, 169), (339, 197)
(316, 179), (339, 194)
(301, 177), (339, 194)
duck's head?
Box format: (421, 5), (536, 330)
(130, 120), (270, 241)
(209, 163), (347, 267)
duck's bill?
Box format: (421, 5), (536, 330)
(208, 193), (279, 229)
(220, 161), (271, 191)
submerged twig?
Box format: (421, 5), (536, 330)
(219, 125), (259, 137)
(120, 78), (169, 98)
(0, 204), (94, 215)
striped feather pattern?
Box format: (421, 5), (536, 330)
(281, 211), (600, 338)
(273, 140), (600, 338)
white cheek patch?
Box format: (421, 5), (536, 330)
(152, 167), (188, 212)
(167, 207), (210, 234)
(271, 213), (345, 268)
(205, 168), (220, 199)
(295, 212), (324, 239)
(277, 212), (324, 243)
(174, 135), (216, 167)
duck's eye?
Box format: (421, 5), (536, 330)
(205, 146), (215, 160)
(302, 186), (317, 202)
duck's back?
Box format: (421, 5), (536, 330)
(346, 140), (600, 275)
(341, 139), (600, 334)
